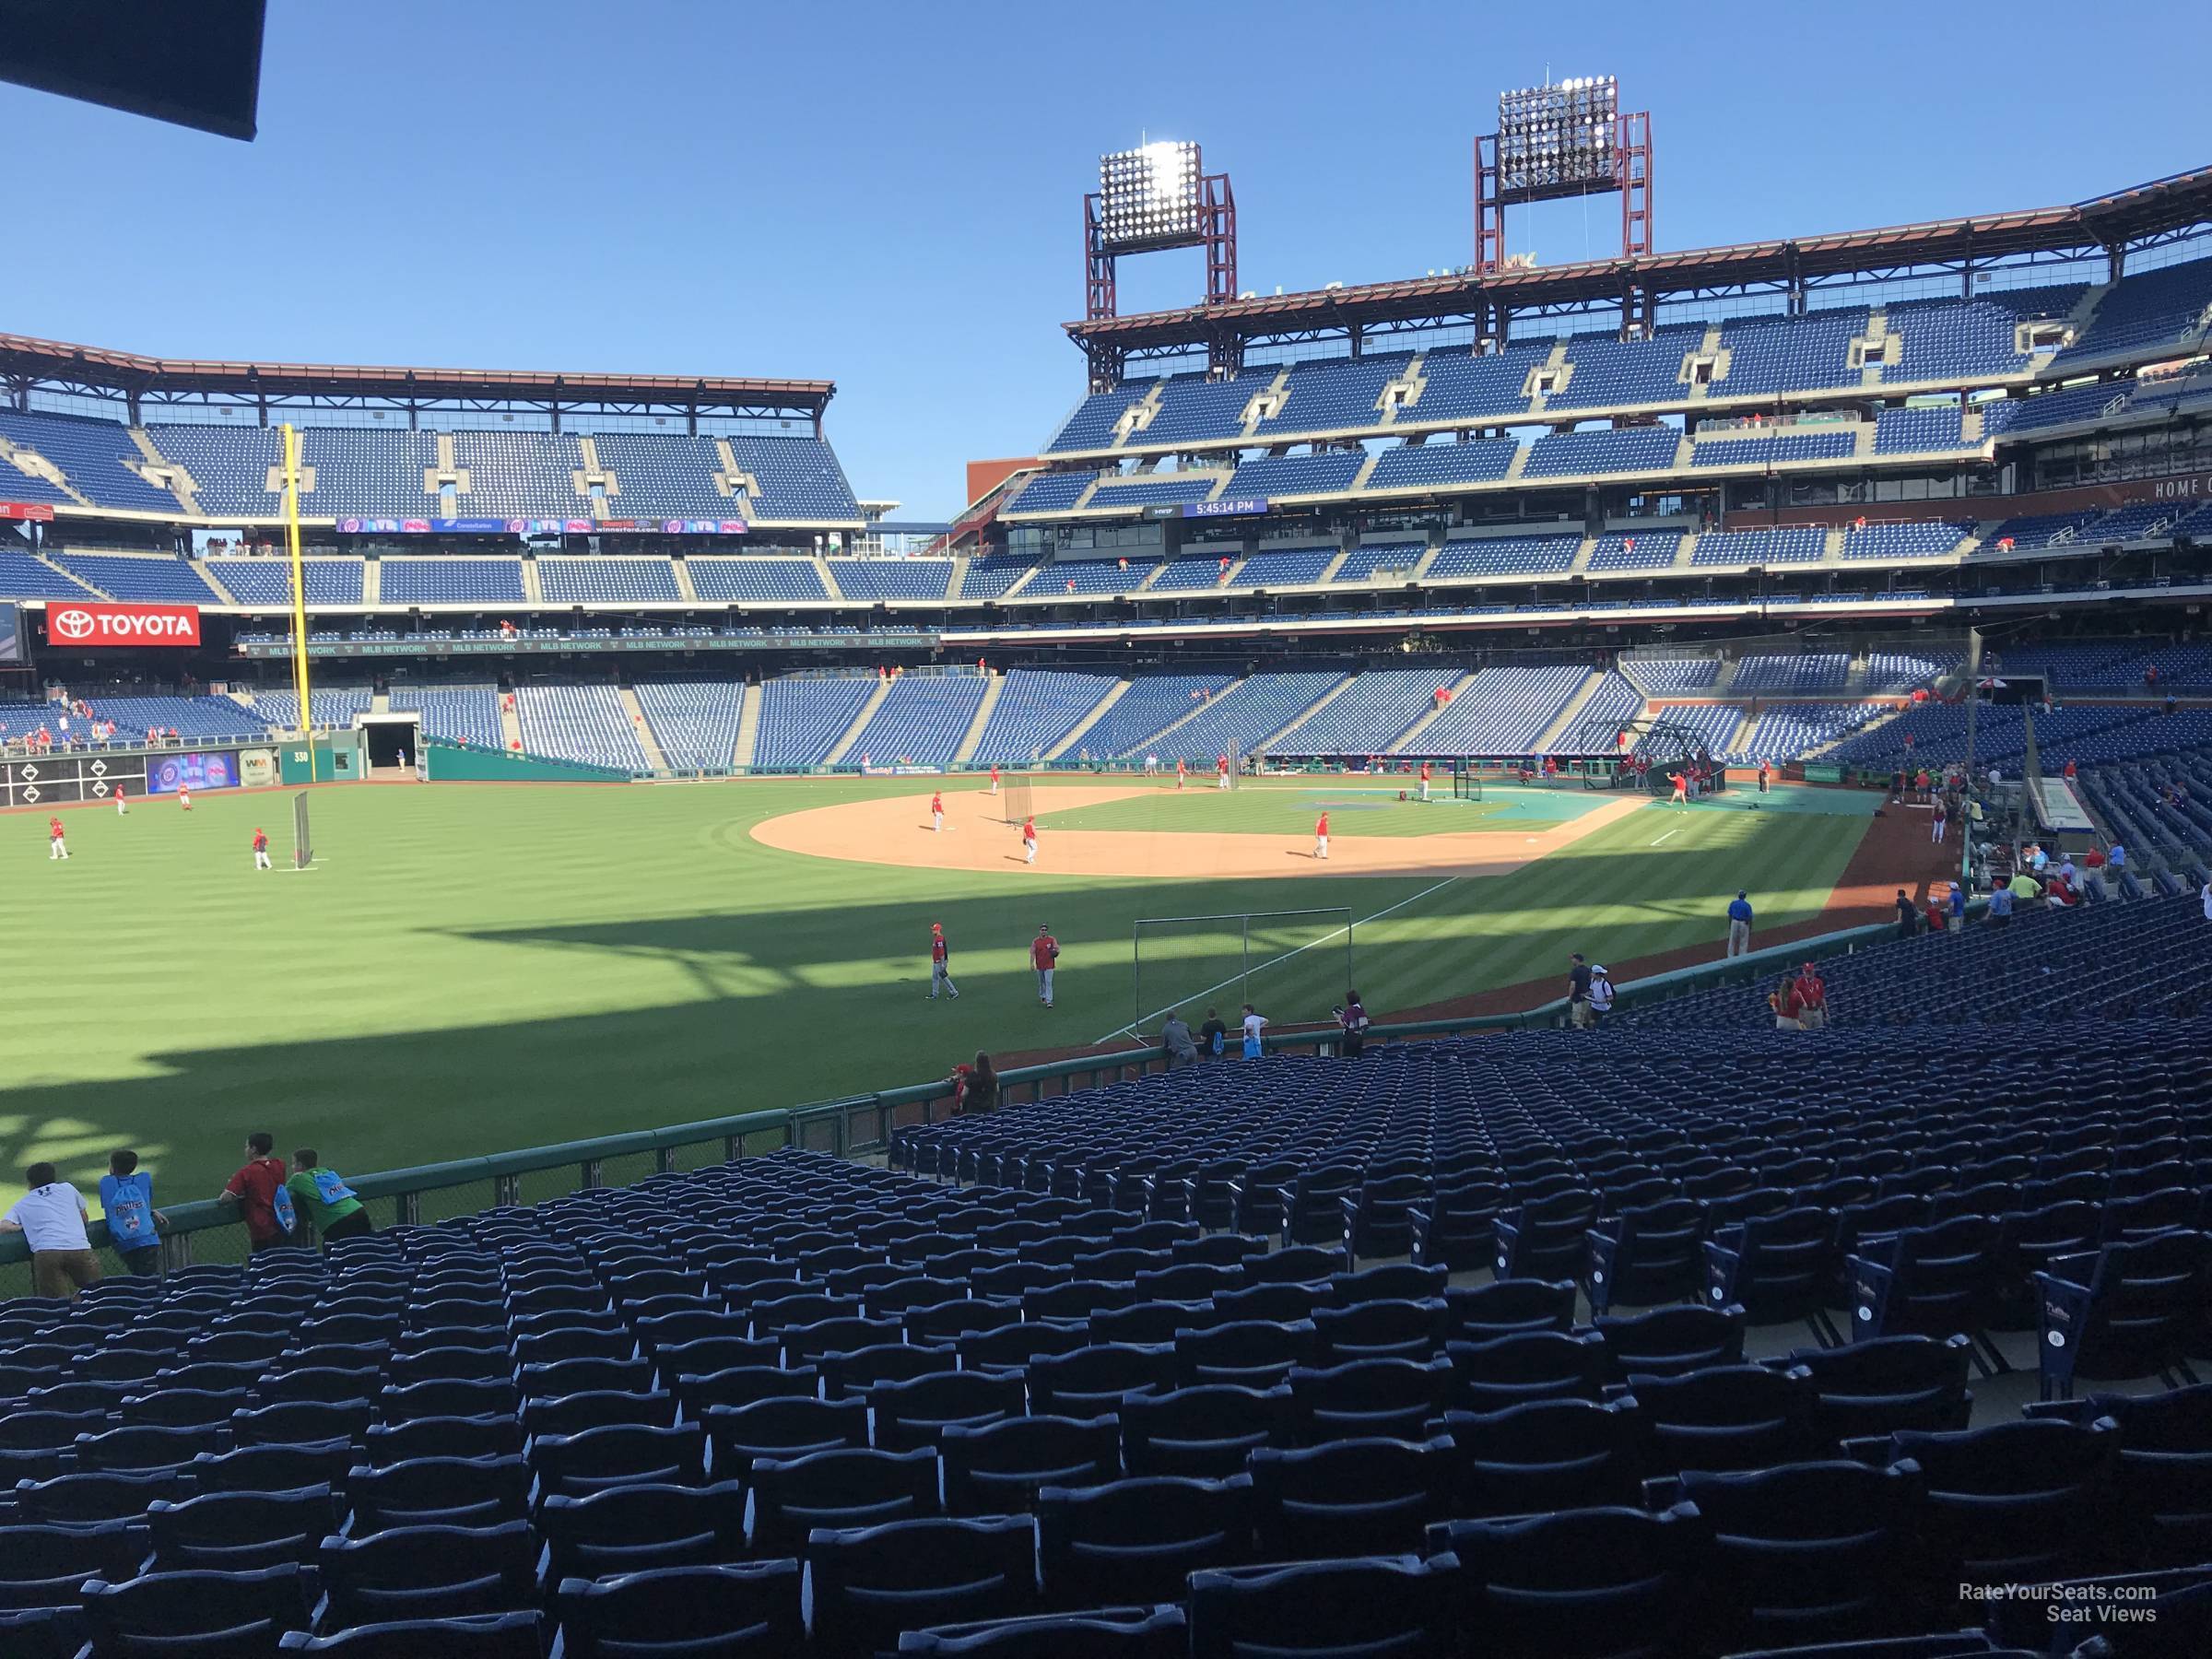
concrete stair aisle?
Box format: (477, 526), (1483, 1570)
(521, 560), (545, 604)
(33, 553), (102, 595)
(1566, 537), (1600, 576)
(194, 560), (240, 604)
(1806, 703), (1903, 759)
(0, 441), (94, 509)
(1258, 677), (1357, 752)
(995, 564), (1042, 600)
(733, 682), (764, 770)
(953, 674), (1007, 764)
(822, 676), (895, 766)
(1140, 677), (1248, 752)
(1531, 671), (1610, 753)
(1048, 679), (1131, 759)
(671, 559), (700, 602)
(131, 429), (199, 513)
(361, 559), (382, 605)
(947, 559), (970, 600)
(499, 694), (524, 752)
(1723, 708), (1759, 758)
(1391, 671), (1480, 753)
(618, 688), (670, 771)
(1671, 535), (1701, 570)
(817, 554), (844, 601)
(1315, 546), (1353, 584)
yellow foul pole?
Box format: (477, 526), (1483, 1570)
(281, 423), (317, 781)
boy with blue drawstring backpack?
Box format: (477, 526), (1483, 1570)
(100, 1149), (168, 1276)
(288, 1149), (373, 1249)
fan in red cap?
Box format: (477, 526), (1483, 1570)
(1791, 959), (1828, 1030)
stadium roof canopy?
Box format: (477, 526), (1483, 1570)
(0, 331), (835, 426)
(1065, 164), (2212, 363)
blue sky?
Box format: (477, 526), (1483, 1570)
(4, 0), (2195, 518)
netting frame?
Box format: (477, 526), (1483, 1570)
(1130, 906), (1353, 1035)
(1000, 775), (1033, 826)
(292, 790), (312, 869)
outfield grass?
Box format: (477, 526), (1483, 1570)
(3, 776), (1872, 1209)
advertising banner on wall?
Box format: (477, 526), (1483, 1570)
(43, 603), (203, 648)
(145, 751), (239, 794)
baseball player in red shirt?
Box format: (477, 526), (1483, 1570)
(1176, 759), (1186, 792)
(1216, 754), (1230, 791)
(253, 827), (271, 871)
(930, 791), (944, 833)
(47, 816), (67, 860)
(1314, 812), (1330, 861)
(1418, 760), (1432, 802)
(1030, 924), (1059, 1007)
(1021, 816), (1037, 865)
(1668, 771), (1688, 808)
(114, 785), (126, 817)
(989, 765), (1000, 796)
(927, 923), (958, 1000)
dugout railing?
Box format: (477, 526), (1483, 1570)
(0, 909), (1931, 1295)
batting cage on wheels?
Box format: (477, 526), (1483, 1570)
(1128, 907), (1352, 1037)
(1573, 712), (1729, 794)
(1000, 774), (1032, 826)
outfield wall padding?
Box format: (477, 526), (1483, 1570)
(420, 735), (633, 782)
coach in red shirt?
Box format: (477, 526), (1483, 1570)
(217, 1133), (296, 1253)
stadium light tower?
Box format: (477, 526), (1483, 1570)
(1476, 76), (1653, 275)
(1084, 139), (1237, 322)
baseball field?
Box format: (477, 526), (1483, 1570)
(4, 771), (1930, 1209)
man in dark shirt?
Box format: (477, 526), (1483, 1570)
(1568, 953), (1594, 1030)
(1197, 1008), (1229, 1061)
(1895, 888), (1919, 939)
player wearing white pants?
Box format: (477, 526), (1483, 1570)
(1314, 812), (1330, 861)
(1030, 925), (1059, 1008)
(48, 831), (66, 860)
(1217, 771), (1230, 790)
(255, 848), (271, 870)
(1418, 778), (1430, 802)
(115, 793), (126, 816)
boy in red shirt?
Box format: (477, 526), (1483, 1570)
(217, 1133), (297, 1253)
(1021, 816), (1037, 865)
(253, 827), (271, 870)
(47, 816), (67, 860)
(1030, 924), (1059, 1007)
(1793, 961), (1828, 1030)
(1314, 812), (1330, 860)
(1668, 771), (1688, 808)
(930, 792), (944, 833)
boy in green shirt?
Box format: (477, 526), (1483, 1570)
(287, 1149), (373, 1249)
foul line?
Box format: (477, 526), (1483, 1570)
(1094, 873), (1463, 1045)
(1650, 827), (1683, 846)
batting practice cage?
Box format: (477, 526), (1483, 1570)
(291, 791), (313, 869)
(1451, 759), (1483, 800)
(1000, 775), (1033, 826)
(1130, 907), (1353, 1036)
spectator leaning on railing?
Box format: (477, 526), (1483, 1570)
(0, 1163), (102, 1300)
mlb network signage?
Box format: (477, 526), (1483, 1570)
(1181, 498), (1269, 519)
(44, 602), (203, 649)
